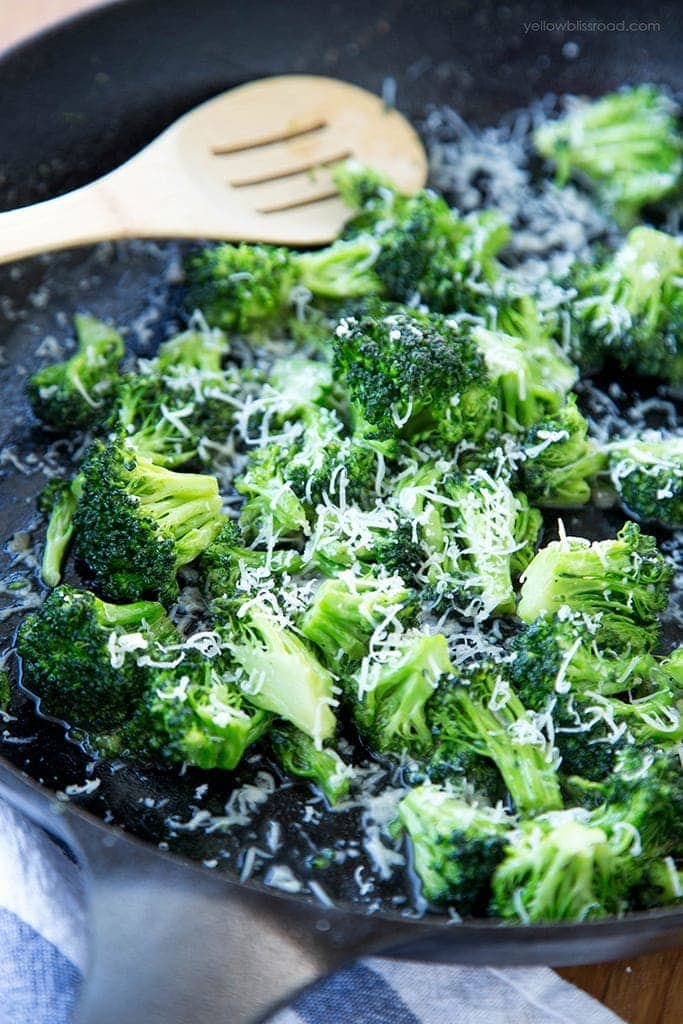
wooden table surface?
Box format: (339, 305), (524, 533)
(2, 2), (681, 1021)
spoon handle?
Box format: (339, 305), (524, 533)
(0, 181), (125, 265)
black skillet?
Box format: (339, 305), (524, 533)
(1, 2), (683, 1022)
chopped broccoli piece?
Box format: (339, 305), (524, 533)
(38, 477), (80, 587)
(394, 782), (511, 910)
(427, 469), (541, 617)
(198, 520), (302, 602)
(17, 585), (176, 733)
(336, 164), (509, 313)
(333, 308), (489, 445)
(128, 651), (272, 769)
(184, 237), (381, 334)
(236, 444), (310, 540)
(633, 857), (683, 908)
(26, 314), (124, 431)
(534, 85), (683, 224)
(0, 669), (10, 712)
(520, 397), (606, 508)
(517, 523), (673, 652)
(270, 723), (352, 805)
(299, 572), (414, 670)
(220, 603), (336, 742)
(570, 227), (683, 383)
(509, 611), (656, 713)
(608, 433), (683, 528)
(348, 631), (452, 756)
(495, 295), (578, 400)
(72, 436), (223, 603)
(427, 661), (563, 815)
(491, 810), (639, 921)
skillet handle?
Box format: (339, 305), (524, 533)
(0, 764), (414, 1024)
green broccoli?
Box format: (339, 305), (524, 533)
(333, 308), (490, 445)
(128, 651), (272, 769)
(26, 314), (124, 431)
(347, 631), (452, 756)
(236, 444), (310, 540)
(299, 572), (414, 670)
(520, 397), (606, 508)
(17, 584), (176, 733)
(336, 163), (509, 313)
(607, 433), (683, 528)
(198, 519), (302, 602)
(495, 295), (578, 401)
(184, 237), (381, 333)
(569, 227), (683, 382)
(427, 661), (564, 815)
(517, 523), (673, 651)
(270, 723), (352, 805)
(38, 477), (80, 587)
(393, 782), (511, 910)
(509, 610), (656, 713)
(534, 85), (683, 224)
(220, 603), (337, 742)
(72, 436), (224, 603)
(491, 810), (639, 922)
(423, 469), (541, 617)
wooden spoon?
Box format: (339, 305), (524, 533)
(0, 75), (427, 264)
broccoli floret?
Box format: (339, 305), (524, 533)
(347, 631), (452, 757)
(517, 523), (673, 652)
(495, 296), (578, 400)
(534, 85), (683, 225)
(236, 444), (310, 541)
(198, 520), (302, 602)
(471, 325), (569, 432)
(570, 227), (683, 383)
(184, 238), (381, 334)
(491, 810), (639, 921)
(270, 723), (352, 805)
(26, 314), (124, 431)
(393, 782), (511, 910)
(72, 436), (224, 603)
(300, 571), (414, 670)
(17, 585), (176, 733)
(152, 326), (229, 375)
(38, 477), (80, 587)
(633, 857), (683, 908)
(128, 651), (272, 770)
(426, 469), (541, 617)
(0, 669), (10, 712)
(303, 501), (424, 582)
(336, 164), (509, 313)
(608, 433), (683, 528)
(106, 374), (200, 468)
(219, 603), (336, 742)
(427, 661), (563, 815)
(333, 309), (490, 445)
(520, 397), (606, 508)
(509, 611), (656, 713)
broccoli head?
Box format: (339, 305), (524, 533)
(570, 227), (683, 383)
(509, 610), (656, 712)
(520, 397), (606, 508)
(333, 309), (489, 445)
(72, 436), (224, 604)
(491, 810), (640, 921)
(393, 782), (511, 911)
(17, 584), (176, 733)
(348, 631), (452, 757)
(608, 433), (683, 528)
(220, 603), (337, 743)
(128, 650), (272, 770)
(198, 519), (302, 602)
(427, 661), (563, 815)
(270, 723), (353, 805)
(26, 314), (124, 431)
(534, 85), (683, 225)
(299, 571), (414, 670)
(517, 523), (673, 652)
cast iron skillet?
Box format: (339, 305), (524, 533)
(1, 2), (683, 1022)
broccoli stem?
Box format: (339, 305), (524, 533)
(41, 483), (79, 587)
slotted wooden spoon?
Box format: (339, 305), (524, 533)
(0, 75), (427, 264)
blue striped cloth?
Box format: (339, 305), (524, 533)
(0, 794), (625, 1024)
